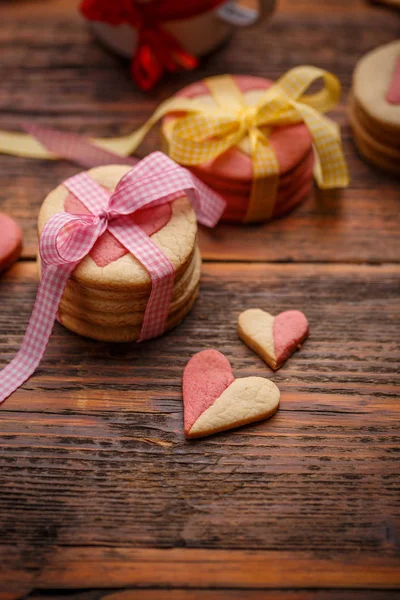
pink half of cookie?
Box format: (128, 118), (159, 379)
(65, 193), (172, 268)
(182, 349), (235, 435)
(273, 310), (309, 366)
(164, 75), (313, 182)
(0, 213), (22, 274)
(386, 56), (400, 105)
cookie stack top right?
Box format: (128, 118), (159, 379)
(349, 40), (400, 175)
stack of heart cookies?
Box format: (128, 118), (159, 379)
(349, 40), (400, 175)
(37, 165), (201, 342)
(162, 75), (315, 223)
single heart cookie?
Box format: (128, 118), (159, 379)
(182, 349), (280, 439)
(238, 309), (309, 370)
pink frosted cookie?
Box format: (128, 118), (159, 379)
(37, 164), (200, 342)
(162, 75), (314, 223)
(65, 192), (171, 268)
(194, 148), (315, 194)
(163, 76), (313, 182)
(238, 309), (309, 370)
(216, 165), (314, 222)
(0, 214), (22, 274)
(183, 349), (280, 439)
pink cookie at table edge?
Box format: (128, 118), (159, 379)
(183, 349), (235, 435)
(0, 213), (22, 274)
(163, 75), (313, 182)
(65, 193), (172, 268)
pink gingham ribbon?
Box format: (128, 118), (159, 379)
(0, 152), (225, 405)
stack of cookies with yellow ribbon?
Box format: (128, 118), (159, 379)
(161, 68), (349, 223)
(37, 165), (201, 342)
(0, 67), (349, 224)
(349, 40), (400, 175)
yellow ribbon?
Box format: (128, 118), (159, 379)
(0, 66), (349, 223)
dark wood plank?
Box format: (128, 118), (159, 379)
(1, 0), (400, 594)
(22, 591), (400, 600)
(0, 261), (399, 589)
(0, 8), (399, 262)
(1, 547), (400, 589)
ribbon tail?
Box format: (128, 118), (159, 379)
(132, 40), (164, 91)
(292, 102), (349, 188)
(133, 28), (198, 91)
(0, 95), (197, 166)
(109, 217), (175, 341)
(185, 173), (226, 227)
(157, 29), (198, 72)
(0, 263), (74, 404)
(22, 122), (139, 168)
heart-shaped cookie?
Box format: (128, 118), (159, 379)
(65, 193), (171, 268)
(182, 349), (280, 439)
(238, 309), (309, 370)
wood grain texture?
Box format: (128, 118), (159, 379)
(0, 6), (399, 261)
(1, 548), (400, 589)
(23, 593), (400, 600)
(0, 0), (400, 594)
(27, 592), (400, 600)
(0, 261), (399, 590)
(20, 591), (400, 600)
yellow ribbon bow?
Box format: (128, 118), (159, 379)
(0, 66), (349, 223)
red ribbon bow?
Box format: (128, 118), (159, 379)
(81, 0), (225, 90)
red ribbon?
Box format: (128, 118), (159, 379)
(80, 0), (226, 90)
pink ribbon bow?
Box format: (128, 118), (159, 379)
(0, 152), (225, 405)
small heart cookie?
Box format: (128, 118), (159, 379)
(183, 349), (280, 439)
(238, 309), (309, 370)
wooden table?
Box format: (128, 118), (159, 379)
(1, 0), (400, 597)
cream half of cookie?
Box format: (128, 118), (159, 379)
(238, 309), (309, 370)
(183, 349), (280, 439)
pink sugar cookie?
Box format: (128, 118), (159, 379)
(0, 214), (22, 274)
(191, 148), (315, 195)
(218, 170), (313, 222)
(65, 193), (172, 268)
(272, 181), (313, 219)
(164, 75), (313, 182)
(238, 309), (309, 370)
(183, 349), (280, 439)
(222, 183), (312, 223)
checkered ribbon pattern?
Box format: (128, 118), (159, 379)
(166, 67), (350, 221)
(0, 66), (349, 219)
(0, 152), (225, 405)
